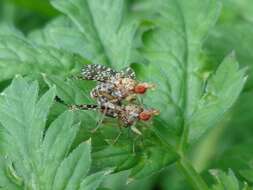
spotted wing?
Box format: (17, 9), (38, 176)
(80, 64), (118, 82)
(120, 67), (136, 79)
(81, 64), (136, 82)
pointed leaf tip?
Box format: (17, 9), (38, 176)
(230, 50), (236, 58)
(14, 74), (21, 78)
(126, 177), (134, 184)
(85, 138), (92, 145)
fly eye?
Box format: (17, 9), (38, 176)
(139, 112), (151, 121)
(134, 84), (147, 94)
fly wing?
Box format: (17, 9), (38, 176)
(80, 64), (136, 81)
(80, 64), (118, 82)
(120, 67), (136, 79)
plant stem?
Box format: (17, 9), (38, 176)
(177, 124), (209, 190)
(177, 156), (209, 190)
(152, 124), (209, 190)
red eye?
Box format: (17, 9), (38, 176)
(134, 84), (147, 94)
(139, 112), (151, 121)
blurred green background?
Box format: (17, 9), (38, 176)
(0, 0), (253, 189)
(0, 0), (58, 33)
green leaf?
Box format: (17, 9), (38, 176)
(0, 157), (22, 190)
(43, 74), (95, 105)
(141, 0), (222, 118)
(9, 0), (58, 17)
(0, 77), (108, 189)
(80, 170), (110, 190)
(42, 74), (98, 143)
(0, 77), (56, 188)
(139, 0), (246, 144)
(191, 89), (253, 176)
(210, 169), (248, 190)
(0, 24), (25, 39)
(92, 137), (179, 181)
(188, 53), (246, 141)
(0, 25), (87, 82)
(140, 0), (221, 125)
(214, 140), (253, 178)
(240, 169), (253, 183)
(40, 113), (81, 190)
(223, 90), (253, 145)
(52, 141), (91, 190)
(0, 77), (49, 158)
(128, 146), (178, 181)
(92, 144), (138, 171)
(204, 23), (253, 90)
(29, 16), (91, 60)
(219, 0), (253, 23)
(49, 0), (138, 69)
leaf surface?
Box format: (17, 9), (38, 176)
(0, 77), (108, 189)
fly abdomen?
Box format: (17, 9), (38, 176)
(69, 104), (98, 111)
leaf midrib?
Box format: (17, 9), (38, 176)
(84, 1), (112, 66)
(173, 0), (189, 116)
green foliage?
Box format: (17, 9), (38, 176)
(0, 77), (110, 189)
(0, 0), (252, 189)
(205, 23), (253, 90)
(43, 73), (179, 181)
(33, 0), (138, 69)
(0, 0), (57, 34)
(8, 0), (58, 17)
(0, 24), (87, 83)
(187, 54), (246, 141)
(210, 169), (250, 190)
(137, 0), (246, 145)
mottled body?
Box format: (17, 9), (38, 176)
(81, 64), (139, 108)
(70, 64), (159, 127)
(70, 103), (146, 126)
(119, 104), (144, 126)
(90, 79), (137, 106)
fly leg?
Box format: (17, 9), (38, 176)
(91, 106), (108, 133)
(112, 131), (122, 144)
(112, 119), (124, 144)
(130, 125), (142, 136)
(67, 104), (102, 132)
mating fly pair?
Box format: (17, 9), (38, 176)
(70, 64), (159, 128)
